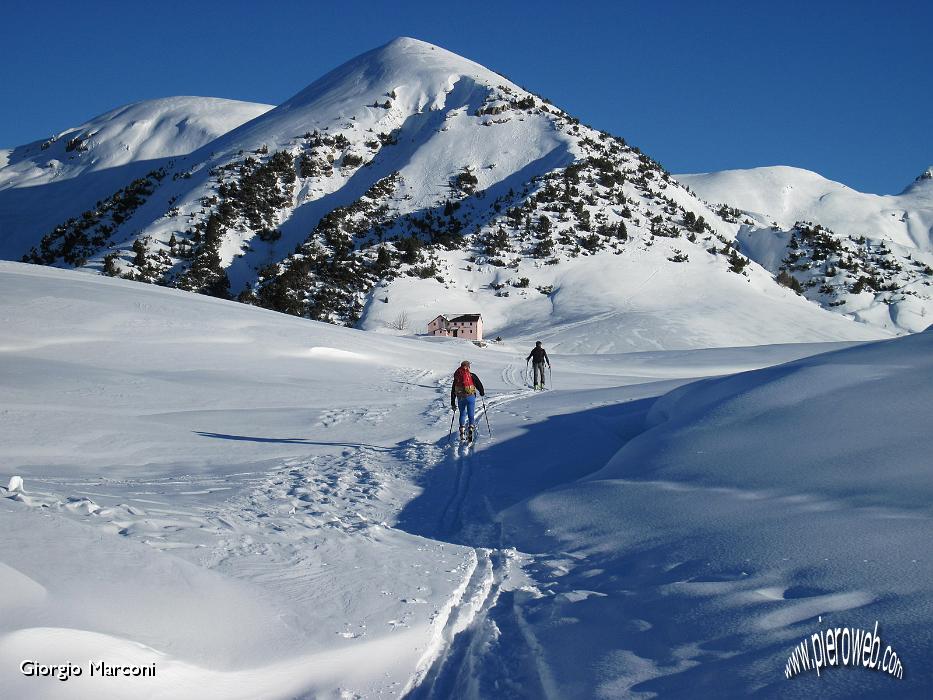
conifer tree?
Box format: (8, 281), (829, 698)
(132, 239), (147, 268)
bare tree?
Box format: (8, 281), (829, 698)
(385, 310), (410, 331)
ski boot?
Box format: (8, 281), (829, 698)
(458, 426), (466, 441)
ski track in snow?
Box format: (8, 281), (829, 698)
(398, 374), (561, 698)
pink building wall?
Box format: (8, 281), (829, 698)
(427, 315), (483, 341)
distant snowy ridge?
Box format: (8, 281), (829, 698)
(677, 165), (933, 250)
(0, 96), (273, 187)
(0, 96), (272, 260)
(2, 38), (927, 346)
(677, 165), (933, 334)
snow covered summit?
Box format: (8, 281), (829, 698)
(277, 36), (517, 117)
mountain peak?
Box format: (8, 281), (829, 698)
(274, 36), (513, 117)
(381, 36), (440, 50)
(901, 165), (933, 195)
(372, 36), (475, 63)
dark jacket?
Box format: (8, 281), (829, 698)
(527, 346), (550, 364)
(451, 372), (485, 408)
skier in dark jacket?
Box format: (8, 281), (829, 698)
(450, 360), (485, 440)
(526, 341), (551, 390)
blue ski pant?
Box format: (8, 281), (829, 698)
(457, 395), (476, 427)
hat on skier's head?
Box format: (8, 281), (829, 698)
(461, 360), (471, 367)
(535, 341), (542, 346)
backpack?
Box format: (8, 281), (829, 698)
(454, 366), (476, 396)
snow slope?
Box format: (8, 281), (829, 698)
(677, 165), (933, 251)
(359, 242), (889, 353)
(2, 262), (929, 698)
(0, 96), (272, 258)
(499, 330), (933, 698)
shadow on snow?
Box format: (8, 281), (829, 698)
(395, 395), (656, 549)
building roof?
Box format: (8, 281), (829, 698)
(448, 314), (481, 323)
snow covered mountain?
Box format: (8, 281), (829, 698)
(678, 166), (933, 333)
(0, 96), (274, 185)
(677, 165), (933, 250)
(4, 38), (922, 347)
(0, 96), (272, 259)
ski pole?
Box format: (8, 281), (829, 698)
(448, 409), (456, 445)
(526, 359), (530, 387)
(549, 365), (553, 390)
(481, 396), (492, 436)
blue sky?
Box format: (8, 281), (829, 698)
(2, 0), (930, 194)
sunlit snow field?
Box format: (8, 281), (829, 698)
(1, 261), (930, 699)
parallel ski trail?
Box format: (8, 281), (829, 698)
(439, 444), (474, 535)
(402, 380), (559, 700)
(403, 548), (497, 699)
